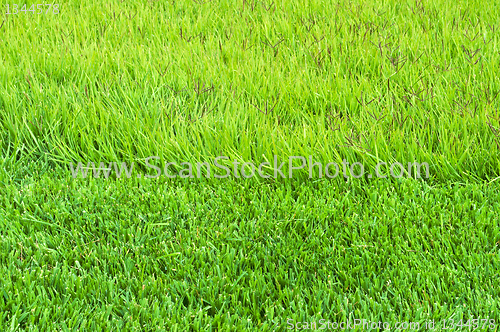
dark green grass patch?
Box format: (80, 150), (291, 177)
(1, 162), (499, 330)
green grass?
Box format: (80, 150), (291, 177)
(1, 0), (500, 180)
(1, 161), (499, 330)
(1, 0), (500, 330)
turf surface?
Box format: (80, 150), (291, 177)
(1, 162), (500, 330)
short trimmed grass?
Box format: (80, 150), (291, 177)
(1, 161), (499, 330)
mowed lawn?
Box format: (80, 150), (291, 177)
(1, 163), (499, 330)
(1, 0), (500, 330)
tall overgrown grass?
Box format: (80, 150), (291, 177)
(1, 0), (499, 182)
